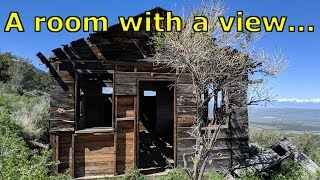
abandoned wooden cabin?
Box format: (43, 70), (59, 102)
(38, 7), (249, 179)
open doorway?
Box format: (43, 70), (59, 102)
(138, 81), (174, 174)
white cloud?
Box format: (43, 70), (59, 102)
(276, 98), (320, 103)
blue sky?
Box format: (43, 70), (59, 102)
(0, 0), (319, 99)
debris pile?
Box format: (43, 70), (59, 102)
(231, 138), (319, 177)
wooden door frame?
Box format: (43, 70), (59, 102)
(136, 79), (177, 169)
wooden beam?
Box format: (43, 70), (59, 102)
(52, 48), (76, 78)
(63, 45), (80, 59)
(87, 39), (106, 60)
(51, 58), (155, 65)
(70, 38), (97, 60)
(52, 48), (69, 59)
(37, 52), (70, 92)
(131, 38), (147, 59)
(76, 69), (114, 74)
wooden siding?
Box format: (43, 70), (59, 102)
(57, 132), (73, 174)
(228, 87), (250, 166)
(74, 133), (115, 177)
(176, 77), (198, 168)
(50, 71), (75, 132)
(116, 120), (135, 174)
(175, 74), (249, 170)
(116, 96), (135, 118)
(114, 94), (136, 174)
(49, 67), (249, 176)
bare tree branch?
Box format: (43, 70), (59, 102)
(151, 1), (287, 179)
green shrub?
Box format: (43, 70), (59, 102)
(0, 52), (67, 179)
(0, 110), (22, 135)
(0, 92), (49, 141)
(159, 167), (189, 180)
(267, 159), (320, 180)
(48, 173), (70, 180)
(249, 128), (283, 148)
(121, 169), (146, 180)
(0, 110), (67, 179)
(0, 114), (51, 179)
(238, 174), (261, 180)
(292, 133), (320, 165)
(208, 171), (225, 180)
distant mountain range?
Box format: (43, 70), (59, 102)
(208, 99), (320, 136)
(249, 101), (320, 136)
(252, 99), (320, 110)
(276, 98), (320, 104)
(270, 99), (320, 109)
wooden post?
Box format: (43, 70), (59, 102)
(71, 134), (75, 178)
(113, 73), (117, 175)
(133, 96), (137, 168)
(56, 132), (59, 172)
(74, 72), (80, 130)
(114, 95), (118, 175)
(135, 81), (139, 169)
(50, 133), (59, 173)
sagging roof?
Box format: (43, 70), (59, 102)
(36, 7), (168, 92)
(40, 7), (168, 64)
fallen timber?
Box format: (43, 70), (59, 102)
(231, 138), (320, 177)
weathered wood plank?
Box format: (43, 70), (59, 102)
(176, 74), (193, 84)
(50, 133), (58, 173)
(63, 45), (79, 59)
(50, 81), (74, 109)
(50, 119), (74, 132)
(57, 71), (74, 83)
(52, 48), (69, 59)
(272, 138), (320, 174)
(57, 132), (72, 174)
(177, 106), (197, 117)
(177, 153), (232, 171)
(177, 84), (196, 96)
(177, 127), (234, 139)
(232, 149), (286, 177)
(74, 134), (115, 177)
(177, 96), (197, 106)
(114, 73), (137, 84)
(114, 72), (179, 84)
(37, 52), (70, 92)
(50, 107), (74, 120)
(177, 116), (196, 127)
(114, 83), (137, 95)
(116, 120), (135, 174)
(117, 96), (135, 118)
(70, 38), (97, 60)
(87, 39), (106, 60)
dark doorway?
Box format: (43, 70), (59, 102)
(138, 81), (174, 174)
